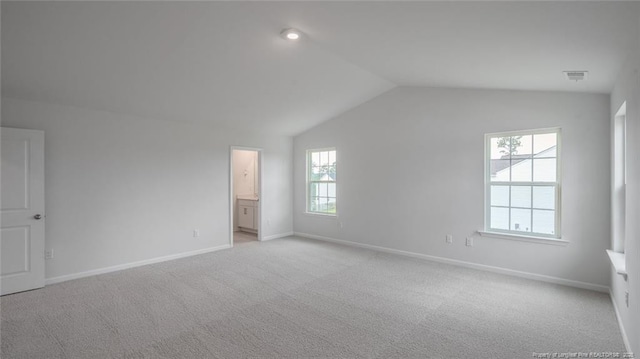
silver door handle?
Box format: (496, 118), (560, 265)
(34, 214), (42, 220)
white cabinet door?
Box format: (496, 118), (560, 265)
(238, 205), (254, 229)
(1, 128), (45, 295)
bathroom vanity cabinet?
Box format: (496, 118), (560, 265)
(237, 198), (258, 232)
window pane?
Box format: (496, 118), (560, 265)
(317, 183), (326, 197)
(490, 207), (509, 230)
(313, 197), (323, 212)
(490, 185), (509, 207)
(310, 197), (319, 212)
(490, 159), (511, 182)
(490, 135), (532, 159)
(533, 158), (556, 182)
(329, 150), (336, 166)
(320, 151), (329, 166)
(533, 209), (555, 235)
(311, 152), (320, 167)
(327, 197), (336, 213)
(511, 208), (531, 232)
(511, 160), (532, 182)
(328, 183), (336, 197)
(490, 137), (508, 159)
(533, 133), (557, 157)
(533, 186), (555, 209)
(511, 186), (531, 208)
(512, 135), (533, 157)
(309, 183), (319, 198)
(320, 197), (329, 212)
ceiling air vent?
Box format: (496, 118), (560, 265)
(563, 71), (588, 82)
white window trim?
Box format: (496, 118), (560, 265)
(306, 147), (337, 216)
(484, 127), (562, 241)
(477, 231), (568, 246)
(611, 101), (627, 256)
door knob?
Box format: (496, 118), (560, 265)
(34, 214), (42, 220)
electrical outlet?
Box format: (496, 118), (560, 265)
(44, 249), (54, 260)
(193, 229), (200, 238)
(338, 221), (344, 229)
(446, 235), (453, 244)
(466, 237), (473, 247)
(625, 291), (629, 307)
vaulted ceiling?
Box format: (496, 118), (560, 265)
(2, 1), (639, 136)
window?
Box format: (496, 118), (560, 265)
(307, 148), (337, 215)
(613, 102), (626, 252)
(485, 128), (561, 238)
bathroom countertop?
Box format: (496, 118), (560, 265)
(237, 195), (259, 201)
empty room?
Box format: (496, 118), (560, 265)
(1, 1), (639, 358)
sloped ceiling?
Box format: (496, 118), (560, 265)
(2, 1), (639, 136)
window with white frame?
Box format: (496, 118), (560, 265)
(485, 128), (561, 238)
(307, 148), (337, 215)
(613, 102), (627, 252)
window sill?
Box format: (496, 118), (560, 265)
(606, 250), (627, 280)
(303, 212), (337, 218)
(477, 231), (568, 246)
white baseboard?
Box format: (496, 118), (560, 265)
(294, 232), (609, 293)
(45, 244), (232, 285)
(609, 289), (632, 353)
(262, 232), (293, 241)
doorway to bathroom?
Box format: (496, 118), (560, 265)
(230, 147), (263, 245)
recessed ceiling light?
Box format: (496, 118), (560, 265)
(280, 28), (303, 41)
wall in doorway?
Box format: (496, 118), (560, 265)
(1, 97), (293, 281)
(610, 37), (640, 354)
(232, 150), (258, 231)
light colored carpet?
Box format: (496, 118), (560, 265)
(1, 236), (626, 358)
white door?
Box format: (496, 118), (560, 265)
(1, 127), (45, 295)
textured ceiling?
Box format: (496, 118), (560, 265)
(2, 1), (638, 135)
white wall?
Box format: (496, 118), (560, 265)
(294, 87), (611, 288)
(1, 97), (293, 280)
(610, 43), (640, 353)
(232, 149), (258, 231)
(233, 150), (258, 199)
